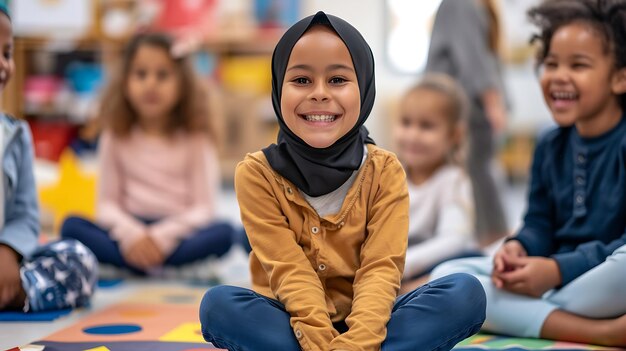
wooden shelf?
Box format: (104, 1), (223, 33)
(0, 4), (282, 180)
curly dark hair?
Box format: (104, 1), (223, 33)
(528, 0), (626, 109)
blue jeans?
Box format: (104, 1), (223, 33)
(61, 216), (233, 272)
(199, 273), (486, 351)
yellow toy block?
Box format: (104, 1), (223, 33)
(39, 149), (97, 232)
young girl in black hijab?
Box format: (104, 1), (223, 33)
(199, 12), (486, 351)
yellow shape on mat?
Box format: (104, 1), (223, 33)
(39, 149), (97, 232)
(469, 334), (494, 344)
(159, 322), (204, 342)
(83, 347), (111, 351)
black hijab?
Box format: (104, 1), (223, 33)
(262, 11), (376, 197)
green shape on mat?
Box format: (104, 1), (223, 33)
(483, 337), (555, 348)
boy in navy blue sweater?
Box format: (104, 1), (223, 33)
(432, 0), (626, 346)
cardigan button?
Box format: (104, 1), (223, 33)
(287, 187), (293, 194)
(318, 264), (327, 271)
(311, 226), (319, 234)
(295, 329), (303, 338)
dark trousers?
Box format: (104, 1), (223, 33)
(61, 216), (234, 272)
(200, 273), (486, 351)
(467, 106), (508, 242)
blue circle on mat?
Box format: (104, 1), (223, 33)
(83, 324), (142, 335)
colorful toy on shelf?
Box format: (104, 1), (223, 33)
(23, 75), (64, 112)
(153, 0), (218, 38)
(28, 120), (78, 162)
(65, 62), (104, 95)
(254, 0), (300, 28)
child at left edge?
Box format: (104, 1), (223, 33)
(0, 2), (97, 313)
(199, 11), (486, 351)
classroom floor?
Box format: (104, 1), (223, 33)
(1, 182), (530, 350)
(1, 184), (249, 350)
(0, 244), (251, 350)
(0, 280), (219, 350)
(4, 273), (623, 351)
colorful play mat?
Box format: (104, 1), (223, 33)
(31, 285), (220, 351)
(7, 283), (622, 351)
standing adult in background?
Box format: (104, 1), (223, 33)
(426, 0), (508, 244)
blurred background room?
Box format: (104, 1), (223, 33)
(0, 1), (574, 348)
(2, 0), (553, 254)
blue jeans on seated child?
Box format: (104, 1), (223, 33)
(430, 244), (626, 338)
(199, 273), (486, 351)
(21, 239), (97, 312)
(60, 216), (233, 272)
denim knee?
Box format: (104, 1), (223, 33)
(444, 273), (486, 326)
(199, 285), (237, 333)
(449, 273), (487, 324)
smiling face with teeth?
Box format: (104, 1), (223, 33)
(540, 22), (626, 136)
(0, 12), (13, 92)
(280, 25), (360, 148)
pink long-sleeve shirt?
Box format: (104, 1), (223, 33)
(96, 128), (219, 255)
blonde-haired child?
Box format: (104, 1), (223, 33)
(394, 74), (480, 292)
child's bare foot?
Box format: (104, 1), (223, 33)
(542, 310), (626, 347)
(604, 314), (626, 346)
